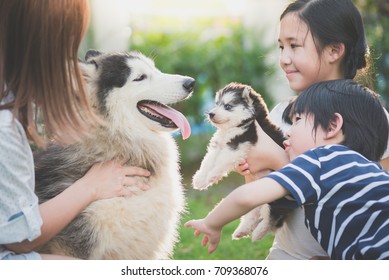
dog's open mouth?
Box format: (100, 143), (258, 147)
(137, 100), (191, 139)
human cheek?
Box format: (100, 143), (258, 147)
(290, 54), (320, 91)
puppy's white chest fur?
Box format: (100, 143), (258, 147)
(193, 123), (255, 190)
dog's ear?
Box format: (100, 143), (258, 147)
(242, 87), (253, 105)
(79, 61), (98, 84)
(85, 49), (103, 61)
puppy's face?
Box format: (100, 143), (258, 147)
(208, 84), (256, 129)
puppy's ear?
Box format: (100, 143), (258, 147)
(242, 87), (253, 105)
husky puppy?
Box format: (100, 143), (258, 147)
(192, 82), (287, 240)
(34, 50), (195, 259)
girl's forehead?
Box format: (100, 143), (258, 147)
(279, 12), (310, 42)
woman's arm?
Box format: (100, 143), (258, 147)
(6, 161), (150, 253)
(185, 177), (289, 253)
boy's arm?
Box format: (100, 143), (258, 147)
(206, 177), (288, 229)
(185, 177), (288, 253)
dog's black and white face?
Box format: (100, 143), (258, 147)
(208, 83), (258, 129)
(80, 50), (195, 139)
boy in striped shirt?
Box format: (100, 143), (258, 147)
(185, 79), (389, 259)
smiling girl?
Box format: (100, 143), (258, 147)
(235, 0), (389, 259)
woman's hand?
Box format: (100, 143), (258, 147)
(184, 219), (222, 254)
(79, 160), (151, 201)
(7, 161), (151, 254)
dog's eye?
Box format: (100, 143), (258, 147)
(224, 104), (233, 111)
(133, 74), (147, 82)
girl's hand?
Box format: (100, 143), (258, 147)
(245, 122), (289, 174)
(235, 160), (273, 183)
(234, 160), (251, 176)
(79, 160), (151, 201)
(234, 160), (258, 183)
(184, 219), (221, 254)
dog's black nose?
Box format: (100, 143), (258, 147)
(208, 112), (215, 119)
(183, 78), (195, 93)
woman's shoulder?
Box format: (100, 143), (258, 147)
(0, 109), (15, 128)
(0, 93), (16, 128)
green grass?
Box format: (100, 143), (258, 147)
(173, 173), (273, 260)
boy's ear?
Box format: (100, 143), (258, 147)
(326, 43), (345, 63)
(325, 113), (343, 139)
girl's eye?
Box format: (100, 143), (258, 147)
(279, 45), (284, 51)
(224, 104), (232, 110)
(133, 74), (147, 82)
(291, 43), (303, 49)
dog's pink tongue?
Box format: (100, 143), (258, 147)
(147, 104), (191, 140)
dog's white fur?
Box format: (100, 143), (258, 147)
(35, 51), (194, 259)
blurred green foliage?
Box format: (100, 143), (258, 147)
(355, 0), (389, 103)
(130, 22), (277, 125)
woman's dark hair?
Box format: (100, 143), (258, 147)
(281, 0), (368, 80)
(285, 79), (388, 161)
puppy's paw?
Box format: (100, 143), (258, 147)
(232, 228), (251, 240)
(232, 209), (261, 240)
(206, 174), (222, 186)
(251, 222), (272, 241)
(251, 205), (273, 241)
(192, 172), (209, 190)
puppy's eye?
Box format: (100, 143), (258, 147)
(224, 104), (233, 110)
(133, 74), (147, 82)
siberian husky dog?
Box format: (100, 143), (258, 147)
(192, 82), (287, 240)
(34, 50), (195, 259)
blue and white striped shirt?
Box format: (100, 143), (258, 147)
(268, 144), (389, 260)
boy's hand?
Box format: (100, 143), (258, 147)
(184, 219), (221, 254)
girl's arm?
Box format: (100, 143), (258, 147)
(185, 177), (289, 253)
(379, 156), (389, 170)
(5, 161), (150, 253)
(234, 121), (289, 180)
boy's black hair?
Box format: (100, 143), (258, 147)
(281, 0), (367, 79)
(284, 79), (388, 162)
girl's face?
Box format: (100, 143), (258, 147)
(278, 12), (339, 92)
(283, 113), (327, 161)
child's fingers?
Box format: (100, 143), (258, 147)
(201, 235), (209, 247)
(194, 229), (202, 237)
(238, 159), (247, 165)
(184, 221), (197, 229)
(234, 160), (251, 175)
(208, 243), (218, 254)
